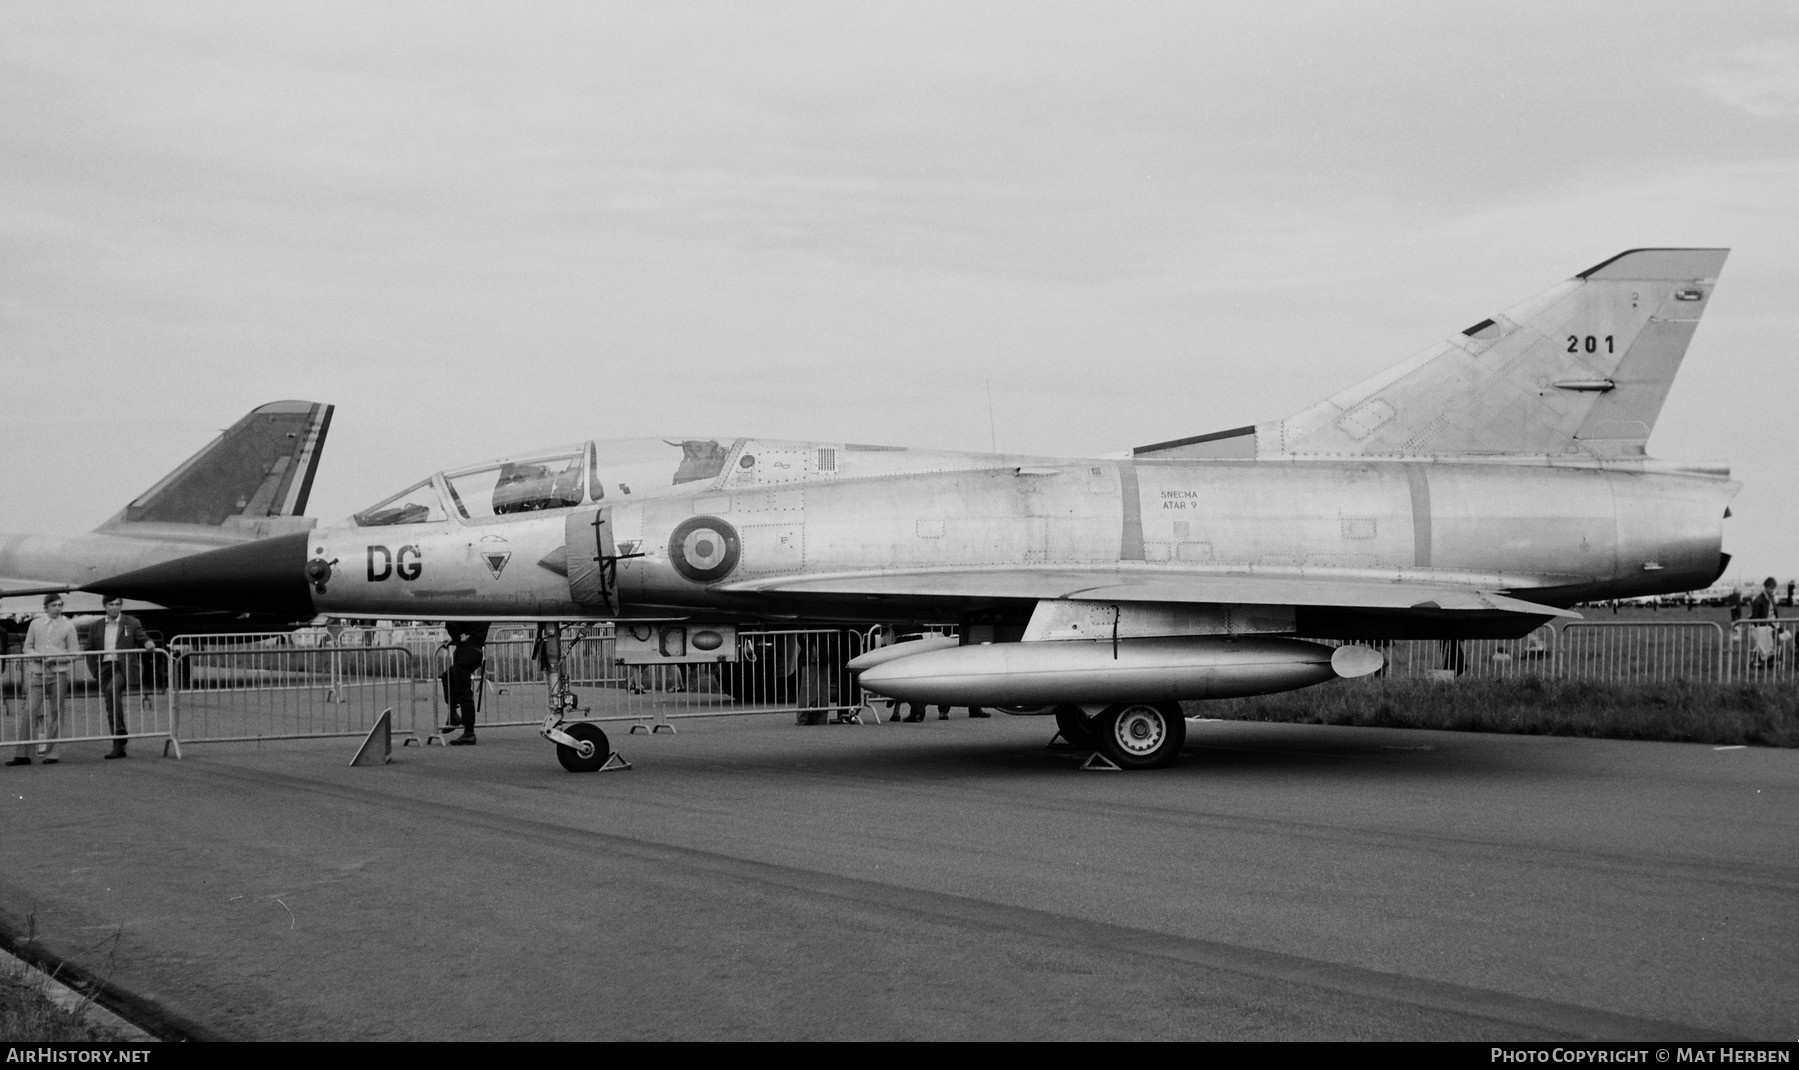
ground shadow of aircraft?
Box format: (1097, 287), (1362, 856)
(92, 251), (1736, 769)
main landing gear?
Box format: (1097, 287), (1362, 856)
(534, 623), (631, 773)
(1053, 702), (1187, 770)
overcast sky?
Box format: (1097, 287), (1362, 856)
(3, 2), (1796, 581)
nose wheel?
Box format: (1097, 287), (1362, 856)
(535, 622), (632, 773)
(551, 720), (614, 773)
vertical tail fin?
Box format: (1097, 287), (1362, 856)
(96, 400), (334, 534)
(1136, 249), (1728, 461)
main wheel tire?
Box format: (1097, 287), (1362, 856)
(1054, 705), (1101, 749)
(1096, 701), (1186, 770)
(555, 721), (610, 773)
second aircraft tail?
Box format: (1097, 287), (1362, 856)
(96, 399), (334, 537)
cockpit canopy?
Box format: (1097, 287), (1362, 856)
(351, 439), (737, 527)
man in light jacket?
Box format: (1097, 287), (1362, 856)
(10, 594), (80, 766)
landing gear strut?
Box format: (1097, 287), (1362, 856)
(1053, 705), (1101, 750)
(534, 623), (630, 773)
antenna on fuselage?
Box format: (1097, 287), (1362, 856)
(986, 379), (997, 452)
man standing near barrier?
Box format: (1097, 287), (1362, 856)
(443, 620), (491, 745)
(82, 597), (155, 759)
(1750, 577), (1781, 669)
(9, 595), (80, 766)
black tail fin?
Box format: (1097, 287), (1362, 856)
(96, 400), (333, 535)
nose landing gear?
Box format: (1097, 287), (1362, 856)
(535, 623), (631, 773)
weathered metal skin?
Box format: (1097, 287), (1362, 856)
(288, 453), (1733, 630)
(591, 459), (1733, 619)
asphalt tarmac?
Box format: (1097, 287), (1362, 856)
(1, 712), (1794, 1041)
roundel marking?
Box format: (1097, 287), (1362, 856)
(668, 516), (741, 583)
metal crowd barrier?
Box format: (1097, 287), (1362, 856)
(1726, 617), (1797, 684)
(13, 616), (1785, 761)
(172, 626), (445, 660)
(1335, 628), (1560, 681)
(168, 642), (421, 747)
(0, 649), (174, 758)
(1558, 621), (1727, 683)
(1333, 619), (1798, 686)
(423, 626), (874, 733)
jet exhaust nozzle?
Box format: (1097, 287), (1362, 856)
(83, 531), (315, 619)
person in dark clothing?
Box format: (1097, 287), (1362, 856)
(82, 598), (156, 759)
(443, 621), (491, 745)
(1440, 638), (1467, 675)
(1751, 577), (1779, 622)
(1749, 578), (1780, 668)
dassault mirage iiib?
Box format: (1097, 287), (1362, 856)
(93, 250), (1738, 769)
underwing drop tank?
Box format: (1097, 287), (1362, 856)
(856, 636), (1382, 707)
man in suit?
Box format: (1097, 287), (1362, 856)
(82, 598), (155, 759)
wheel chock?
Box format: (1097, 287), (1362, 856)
(351, 708), (394, 767)
(599, 751), (632, 772)
(1079, 751), (1122, 772)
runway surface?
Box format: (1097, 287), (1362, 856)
(1, 712), (1794, 1041)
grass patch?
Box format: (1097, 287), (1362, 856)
(0, 961), (124, 1042)
(1195, 677), (1799, 747)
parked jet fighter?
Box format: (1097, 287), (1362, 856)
(1, 400), (333, 631)
(91, 250), (1737, 768)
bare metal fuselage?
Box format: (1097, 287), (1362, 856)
(307, 453), (1733, 632)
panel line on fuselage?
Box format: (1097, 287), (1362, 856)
(1117, 461), (1144, 562)
(1404, 463), (1432, 569)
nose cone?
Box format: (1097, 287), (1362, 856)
(85, 531), (314, 619)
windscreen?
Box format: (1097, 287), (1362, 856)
(353, 480), (449, 527)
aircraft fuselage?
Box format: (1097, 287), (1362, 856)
(299, 453), (1732, 631)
